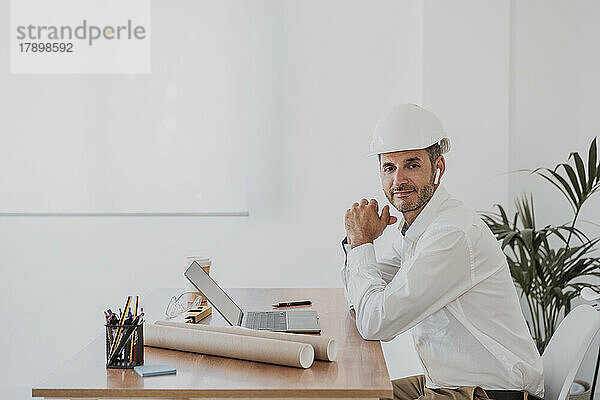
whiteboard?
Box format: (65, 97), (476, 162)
(0, 1), (250, 214)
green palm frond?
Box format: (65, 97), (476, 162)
(480, 138), (600, 353)
(531, 138), (600, 215)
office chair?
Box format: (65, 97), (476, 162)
(542, 304), (600, 400)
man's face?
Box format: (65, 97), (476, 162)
(380, 150), (436, 213)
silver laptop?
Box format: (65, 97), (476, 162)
(184, 261), (321, 333)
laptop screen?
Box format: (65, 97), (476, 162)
(184, 261), (244, 326)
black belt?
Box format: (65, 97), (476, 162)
(485, 390), (538, 400)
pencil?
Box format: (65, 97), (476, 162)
(109, 296), (132, 360)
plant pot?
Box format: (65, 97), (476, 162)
(569, 380), (591, 400)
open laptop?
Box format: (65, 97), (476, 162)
(184, 261), (321, 333)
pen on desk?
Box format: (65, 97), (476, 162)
(272, 300), (312, 308)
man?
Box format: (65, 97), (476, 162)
(341, 104), (543, 400)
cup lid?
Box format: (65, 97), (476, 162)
(186, 256), (211, 263)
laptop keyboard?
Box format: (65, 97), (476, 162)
(245, 311), (287, 330)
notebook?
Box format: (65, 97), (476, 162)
(134, 364), (177, 377)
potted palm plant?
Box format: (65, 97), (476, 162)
(481, 138), (600, 354)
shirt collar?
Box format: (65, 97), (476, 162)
(397, 185), (450, 242)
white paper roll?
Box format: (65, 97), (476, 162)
(144, 323), (314, 368)
(154, 320), (338, 361)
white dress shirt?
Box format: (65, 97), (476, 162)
(341, 185), (544, 396)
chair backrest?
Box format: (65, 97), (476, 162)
(542, 304), (600, 400)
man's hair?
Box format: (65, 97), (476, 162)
(424, 143), (442, 169)
(378, 142), (442, 169)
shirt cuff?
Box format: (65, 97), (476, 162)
(347, 242), (377, 270)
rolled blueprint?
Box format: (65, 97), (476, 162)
(154, 319), (338, 362)
(144, 323), (314, 368)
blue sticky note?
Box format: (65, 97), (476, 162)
(134, 364), (177, 377)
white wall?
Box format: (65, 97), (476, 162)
(2, 1), (598, 399)
(423, 0), (511, 212)
(510, 0), (600, 393)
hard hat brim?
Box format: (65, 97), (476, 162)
(368, 137), (451, 157)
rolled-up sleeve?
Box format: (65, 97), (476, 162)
(344, 226), (473, 341)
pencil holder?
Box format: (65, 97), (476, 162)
(105, 322), (144, 368)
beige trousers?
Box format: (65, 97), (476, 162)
(386, 375), (490, 400)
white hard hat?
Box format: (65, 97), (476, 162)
(369, 104), (450, 156)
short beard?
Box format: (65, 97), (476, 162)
(385, 175), (436, 213)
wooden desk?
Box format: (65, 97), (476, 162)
(33, 288), (393, 399)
